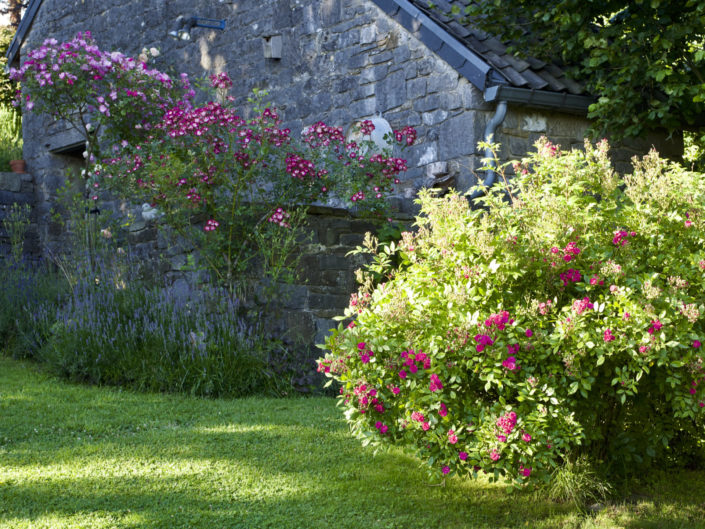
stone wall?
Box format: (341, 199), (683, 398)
(16, 0), (682, 348)
(21, 0), (498, 252)
(498, 108), (683, 175)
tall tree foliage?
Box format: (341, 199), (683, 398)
(0, 0), (25, 29)
(440, 0), (705, 139)
(0, 25), (18, 107)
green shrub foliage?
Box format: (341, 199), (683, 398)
(319, 139), (705, 484)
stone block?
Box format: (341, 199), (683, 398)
(0, 190), (33, 206)
(360, 24), (377, 45)
(314, 316), (338, 345)
(351, 84), (375, 101)
(509, 136), (530, 157)
(275, 310), (316, 344)
(369, 50), (393, 65)
(425, 161), (449, 178)
(404, 62), (418, 79)
(311, 294), (350, 318)
(417, 58), (435, 76)
(302, 268), (349, 289)
(338, 28), (360, 48)
(279, 284), (310, 310)
(372, 64), (389, 81)
(333, 76), (350, 94)
(318, 0), (343, 25)
(339, 232), (364, 246)
(351, 97), (376, 117)
(441, 91), (462, 111)
(346, 52), (368, 70)
(521, 114), (547, 133)
(406, 77), (426, 100)
(427, 73), (458, 94)
(128, 226), (158, 244)
(422, 109), (449, 126)
(383, 108), (422, 127)
(438, 113), (485, 160)
(300, 253), (350, 272)
(377, 70), (406, 112)
(392, 45), (410, 63)
(316, 226), (339, 246)
(413, 94), (441, 113)
(312, 92), (333, 112)
(359, 67), (376, 84)
(0, 173), (22, 193)
(415, 142), (438, 166)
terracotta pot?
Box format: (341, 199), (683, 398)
(9, 159), (26, 173)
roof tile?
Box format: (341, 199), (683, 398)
(483, 50), (510, 69)
(533, 70), (567, 92)
(517, 68), (550, 90)
(501, 53), (532, 74)
(498, 67), (530, 88)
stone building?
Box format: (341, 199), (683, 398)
(4, 0), (682, 347)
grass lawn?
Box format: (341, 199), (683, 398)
(1, 357), (704, 529)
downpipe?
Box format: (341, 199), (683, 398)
(469, 100), (508, 201)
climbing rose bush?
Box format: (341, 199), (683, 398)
(9, 31), (193, 156)
(107, 80), (415, 298)
(13, 34), (417, 302)
(319, 139), (705, 484)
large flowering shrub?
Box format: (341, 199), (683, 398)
(319, 139), (705, 484)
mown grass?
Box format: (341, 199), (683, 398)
(1, 357), (704, 529)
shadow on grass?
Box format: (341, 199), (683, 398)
(1, 358), (704, 529)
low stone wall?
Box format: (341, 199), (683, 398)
(281, 208), (391, 346)
(119, 203), (401, 349)
(0, 171), (38, 261)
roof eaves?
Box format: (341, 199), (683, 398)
(4, 0), (44, 72)
(484, 85), (595, 116)
(370, 0), (500, 91)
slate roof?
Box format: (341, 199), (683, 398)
(370, 0), (594, 113)
(410, 0), (586, 95)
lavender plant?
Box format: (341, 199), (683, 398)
(2, 202), (31, 264)
(38, 256), (281, 397)
(0, 260), (65, 359)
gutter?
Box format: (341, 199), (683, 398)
(484, 85), (595, 116)
(4, 0), (44, 71)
